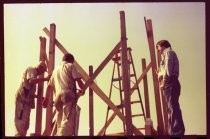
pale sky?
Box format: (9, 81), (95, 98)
(4, 3), (206, 136)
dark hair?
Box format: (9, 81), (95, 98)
(156, 40), (171, 48)
(62, 53), (74, 63)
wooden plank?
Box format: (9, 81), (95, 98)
(43, 27), (143, 135)
(45, 23), (56, 135)
(142, 58), (150, 119)
(145, 17), (165, 134)
(89, 65), (94, 136)
(35, 37), (46, 135)
(120, 11), (132, 135)
(97, 112), (117, 135)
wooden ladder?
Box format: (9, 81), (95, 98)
(103, 47), (146, 135)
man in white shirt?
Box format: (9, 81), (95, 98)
(42, 53), (85, 136)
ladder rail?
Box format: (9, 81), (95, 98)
(116, 61), (126, 132)
(103, 62), (116, 135)
(128, 49), (146, 121)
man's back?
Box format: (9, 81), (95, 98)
(49, 61), (82, 96)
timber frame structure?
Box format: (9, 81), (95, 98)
(32, 11), (168, 136)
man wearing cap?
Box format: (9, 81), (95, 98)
(14, 61), (50, 136)
(156, 40), (185, 135)
(42, 53), (85, 136)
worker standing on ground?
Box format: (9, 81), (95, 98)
(42, 53), (85, 136)
(15, 61), (50, 136)
(156, 40), (185, 135)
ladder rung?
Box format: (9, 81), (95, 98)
(131, 100), (141, 104)
(112, 57), (121, 62)
(137, 127), (146, 130)
(112, 77), (122, 82)
(132, 114), (144, 117)
(112, 74), (135, 82)
(130, 74), (135, 77)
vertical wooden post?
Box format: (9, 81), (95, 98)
(142, 58), (152, 135)
(142, 58), (150, 118)
(89, 65), (94, 136)
(35, 37), (46, 135)
(144, 18), (165, 134)
(120, 11), (133, 135)
(45, 23), (56, 135)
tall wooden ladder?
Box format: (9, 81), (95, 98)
(103, 47), (146, 135)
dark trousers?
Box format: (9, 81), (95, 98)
(163, 79), (185, 135)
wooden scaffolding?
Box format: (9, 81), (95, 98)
(31, 11), (168, 136)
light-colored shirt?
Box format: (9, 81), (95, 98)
(16, 67), (37, 107)
(49, 61), (82, 97)
(23, 67), (38, 91)
(158, 47), (179, 81)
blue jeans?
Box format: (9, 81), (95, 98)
(163, 79), (185, 135)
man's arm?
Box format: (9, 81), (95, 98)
(75, 78), (85, 95)
(160, 51), (173, 90)
(29, 74), (51, 85)
(42, 84), (54, 108)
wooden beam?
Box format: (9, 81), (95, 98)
(120, 11), (133, 135)
(144, 17), (165, 134)
(142, 58), (150, 119)
(43, 27), (143, 136)
(89, 65), (94, 136)
(44, 23), (56, 135)
(35, 37), (46, 135)
(97, 112), (117, 135)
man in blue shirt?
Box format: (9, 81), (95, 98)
(156, 40), (185, 135)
